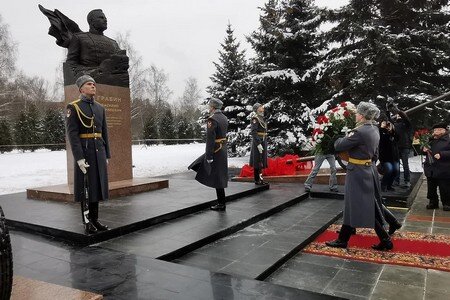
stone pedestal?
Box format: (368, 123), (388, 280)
(64, 83), (133, 185)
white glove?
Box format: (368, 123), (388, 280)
(207, 159), (213, 164)
(77, 159), (90, 174)
(257, 144), (264, 154)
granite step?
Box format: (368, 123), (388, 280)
(172, 196), (343, 280)
(95, 183), (312, 260)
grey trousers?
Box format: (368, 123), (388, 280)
(304, 154), (338, 190)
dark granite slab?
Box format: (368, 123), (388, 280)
(1, 179), (268, 244)
(97, 183), (311, 261)
(11, 231), (344, 300)
(174, 197), (343, 280)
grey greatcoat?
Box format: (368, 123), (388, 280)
(249, 114), (268, 169)
(190, 111), (229, 189)
(66, 95), (111, 203)
(334, 122), (385, 228)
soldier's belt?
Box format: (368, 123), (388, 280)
(257, 132), (267, 137)
(348, 157), (372, 166)
(79, 133), (102, 139)
(214, 138), (227, 153)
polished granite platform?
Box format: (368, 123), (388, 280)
(0, 179), (268, 244)
(4, 171), (434, 299)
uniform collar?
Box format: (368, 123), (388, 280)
(80, 94), (94, 103)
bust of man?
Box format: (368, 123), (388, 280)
(39, 6), (129, 87)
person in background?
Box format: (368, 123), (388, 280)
(378, 119), (400, 192)
(423, 123), (450, 211)
(387, 102), (413, 188)
(304, 152), (338, 192)
(249, 102), (268, 185)
(326, 102), (393, 251)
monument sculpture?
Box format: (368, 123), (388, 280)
(38, 5), (129, 87)
(38, 4), (132, 185)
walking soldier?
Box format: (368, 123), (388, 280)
(189, 98), (229, 211)
(66, 75), (110, 234)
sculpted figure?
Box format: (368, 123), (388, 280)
(39, 5), (129, 86)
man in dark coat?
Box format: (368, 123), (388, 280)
(249, 102), (268, 185)
(189, 98), (229, 211)
(326, 102), (393, 251)
(423, 123), (450, 211)
(66, 75), (110, 234)
(388, 103), (413, 188)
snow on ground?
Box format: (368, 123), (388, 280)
(0, 143), (424, 196)
(0, 143), (250, 195)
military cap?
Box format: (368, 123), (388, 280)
(208, 98), (223, 109)
(356, 101), (380, 120)
(76, 75), (96, 90)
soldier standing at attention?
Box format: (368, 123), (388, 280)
(66, 75), (110, 234)
(326, 102), (393, 251)
(249, 102), (268, 185)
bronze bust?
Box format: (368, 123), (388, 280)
(39, 5), (129, 87)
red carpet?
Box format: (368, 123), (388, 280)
(303, 224), (450, 272)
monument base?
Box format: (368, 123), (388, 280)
(26, 178), (169, 202)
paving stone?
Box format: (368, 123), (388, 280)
(379, 265), (426, 287)
(371, 281), (424, 300)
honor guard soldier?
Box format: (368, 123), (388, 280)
(189, 98), (229, 211)
(66, 75), (110, 234)
(326, 102), (394, 251)
(249, 102), (268, 185)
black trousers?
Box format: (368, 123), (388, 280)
(427, 177), (450, 206)
(254, 168), (261, 182)
(338, 206), (390, 242)
(89, 202), (99, 221)
(216, 188), (226, 205)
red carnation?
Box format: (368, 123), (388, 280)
(340, 102), (347, 107)
(343, 110), (350, 117)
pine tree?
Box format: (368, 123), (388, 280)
(41, 108), (65, 151)
(320, 0), (450, 126)
(159, 108), (176, 144)
(143, 115), (159, 144)
(246, 0), (326, 154)
(0, 118), (12, 153)
(207, 23), (249, 155)
(14, 103), (41, 152)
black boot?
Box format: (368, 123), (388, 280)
(373, 219), (393, 251)
(388, 222), (402, 235)
(210, 204), (226, 211)
(325, 239), (348, 248)
(372, 239), (393, 251)
(326, 225), (353, 248)
(84, 222), (98, 235)
(89, 202), (109, 231)
(382, 205), (402, 235)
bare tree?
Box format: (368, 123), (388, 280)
(0, 15), (16, 82)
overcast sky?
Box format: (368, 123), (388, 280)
(1, 0), (348, 100)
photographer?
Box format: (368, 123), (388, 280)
(386, 100), (413, 188)
(378, 119), (400, 192)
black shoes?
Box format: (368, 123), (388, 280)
(426, 203), (439, 209)
(388, 222), (402, 235)
(210, 204), (226, 211)
(372, 239), (393, 251)
(93, 220), (109, 231)
(325, 239), (348, 248)
(330, 188), (339, 192)
(255, 180), (269, 185)
(336, 228), (356, 235)
(84, 222), (98, 235)
(443, 205), (450, 211)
